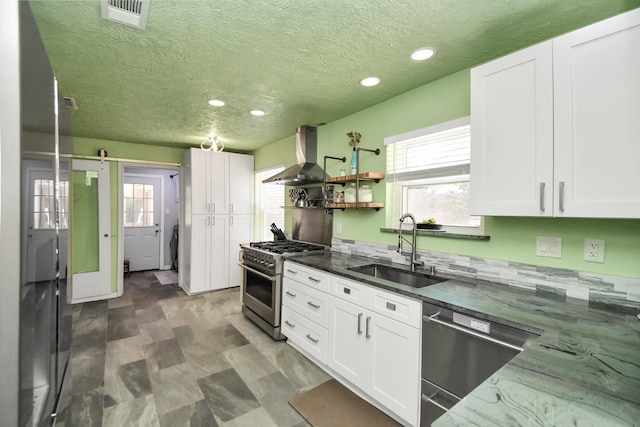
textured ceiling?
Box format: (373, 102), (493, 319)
(29, 0), (640, 151)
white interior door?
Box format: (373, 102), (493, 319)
(123, 174), (162, 271)
(25, 168), (70, 282)
(71, 160), (112, 301)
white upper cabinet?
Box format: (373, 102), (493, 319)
(187, 149), (254, 215)
(471, 9), (640, 218)
(553, 10), (640, 217)
(210, 153), (229, 214)
(229, 153), (255, 215)
(470, 41), (554, 216)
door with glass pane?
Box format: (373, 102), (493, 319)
(26, 167), (69, 282)
(71, 160), (112, 301)
(123, 175), (161, 271)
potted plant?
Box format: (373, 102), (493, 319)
(417, 217), (442, 230)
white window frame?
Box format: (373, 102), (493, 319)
(385, 116), (484, 235)
(254, 165), (286, 241)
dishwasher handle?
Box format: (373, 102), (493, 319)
(424, 313), (525, 353)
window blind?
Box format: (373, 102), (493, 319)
(386, 118), (470, 182)
(254, 166), (285, 241)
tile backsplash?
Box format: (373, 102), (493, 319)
(331, 238), (640, 309)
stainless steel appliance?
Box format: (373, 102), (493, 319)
(239, 240), (327, 340)
(420, 302), (536, 426)
(12, 3), (74, 425)
(262, 125), (326, 185)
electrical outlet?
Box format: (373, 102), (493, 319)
(584, 238), (605, 263)
(336, 222), (342, 234)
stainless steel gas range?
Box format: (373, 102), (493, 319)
(239, 240), (327, 340)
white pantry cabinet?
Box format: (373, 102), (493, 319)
(185, 215), (228, 293)
(229, 153), (255, 215)
(227, 214), (253, 288)
(181, 149), (254, 294)
(471, 9), (640, 218)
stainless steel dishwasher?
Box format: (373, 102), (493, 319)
(420, 301), (536, 426)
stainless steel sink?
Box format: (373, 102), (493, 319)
(347, 264), (446, 288)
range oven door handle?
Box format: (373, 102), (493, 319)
(424, 314), (524, 353)
(238, 264), (277, 282)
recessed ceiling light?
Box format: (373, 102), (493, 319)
(207, 99), (225, 107)
(360, 77), (380, 87)
(411, 48), (436, 61)
(250, 109), (266, 116)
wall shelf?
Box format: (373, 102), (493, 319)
(326, 172), (385, 185)
(326, 202), (384, 211)
(323, 147), (384, 211)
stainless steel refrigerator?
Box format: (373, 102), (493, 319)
(17, 2), (73, 425)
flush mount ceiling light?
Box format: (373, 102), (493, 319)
(250, 109), (266, 116)
(360, 77), (380, 87)
(411, 48), (436, 61)
(207, 99), (225, 107)
(201, 136), (224, 152)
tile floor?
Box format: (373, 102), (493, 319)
(61, 270), (330, 426)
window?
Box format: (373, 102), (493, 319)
(123, 183), (154, 227)
(254, 166), (285, 241)
(33, 179), (69, 230)
(385, 117), (482, 232)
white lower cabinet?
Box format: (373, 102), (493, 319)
(184, 214), (253, 294)
(281, 306), (328, 364)
(282, 261), (421, 426)
(186, 214), (228, 294)
(328, 294), (420, 426)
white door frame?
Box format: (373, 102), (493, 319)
(117, 162), (180, 296)
(123, 173), (164, 272)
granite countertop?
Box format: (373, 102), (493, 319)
(286, 251), (640, 427)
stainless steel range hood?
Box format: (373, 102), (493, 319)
(262, 125), (327, 185)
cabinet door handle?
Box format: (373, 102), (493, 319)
(207, 202), (211, 213)
(207, 217), (210, 226)
(559, 181), (565, 212)
(285, 291), (296, 298)
(230, 216), (234, 226)
(343, 287), (351, 295)
(284, 320), (295, 328)
(212, 203), (216, 213)
(306, 334), (319, 343)
(539, 182), (545, 212)
(307, 301), (320, 309)
(230, 203), (234, 213)
(365, 316), (371, 339)
(212, 217), (215, 226)
(357, 313), (363, 335)
(308, 276), (321, 283)
(386, 301), (396, 311)
(286, 269), (298, 275)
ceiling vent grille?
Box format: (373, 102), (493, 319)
(101, 0), (150, 30)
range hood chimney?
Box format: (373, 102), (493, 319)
(262, 125), (327, 185)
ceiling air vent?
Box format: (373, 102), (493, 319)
(101, 0), (150, 30)
(63, 97), (78, 110)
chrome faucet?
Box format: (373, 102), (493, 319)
(397, 213), (424, 272)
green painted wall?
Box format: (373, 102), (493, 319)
(253, 134), (299, 231)
(252, 69), (640, 278)
(74, 137), (186, 164)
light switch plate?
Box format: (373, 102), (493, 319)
(536, 236), (562, 258)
